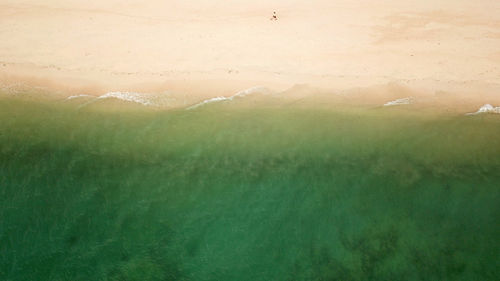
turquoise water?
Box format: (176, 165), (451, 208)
(0, 97), (499, 280)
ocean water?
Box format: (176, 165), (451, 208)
(0, 93), (499, 281)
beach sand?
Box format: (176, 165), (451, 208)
(1, 0), (499, 107)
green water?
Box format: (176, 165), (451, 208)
(0, 97), (499, 280)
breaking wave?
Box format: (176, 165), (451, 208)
(66, 91), (178, 108)
(63, 87), (271, 110)
(96, 91), (156, 106)
(466, 104), (500, 115)
(186, 86), (270, 110)
(65, 94), (95, 100)
(383, 97), (413, 106)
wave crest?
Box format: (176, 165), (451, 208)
(67, 91), (179, 108)
(383, 97), (413, 106)
(96, 92), (156, 106)
(466, 104), (500, 115)
(186, 86), (270, 110)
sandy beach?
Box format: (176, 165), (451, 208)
(1, 0), (500, 105)
(2, 2), (500, 280)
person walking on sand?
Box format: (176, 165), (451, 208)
(270, 11), (278, 21)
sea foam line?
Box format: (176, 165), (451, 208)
(383, 97), (413, 106)
(65, 94), (95, 100)
(186, 86), (268, 110)
(70, 91), (161, 108)
(97, 91), (155, 106)
(466, 104), (500, 115)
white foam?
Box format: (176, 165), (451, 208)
(76, 91), (165, 108)
(186, 86), (269, 110)
(383, 97), (413, 106)
(97, 91), (155, 106)
(466, 104), (500, 115)
(232, 86), (270, 98)
(65, 94), (95, 100)
(186, 96), (230, 110)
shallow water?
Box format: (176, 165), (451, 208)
(0, 97), (499, 280)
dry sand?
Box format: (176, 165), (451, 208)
(1, 0), (499, 106)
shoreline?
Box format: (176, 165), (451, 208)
(2, 70), (500, 116)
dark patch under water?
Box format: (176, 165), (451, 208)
(0, 98), (499, 280)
